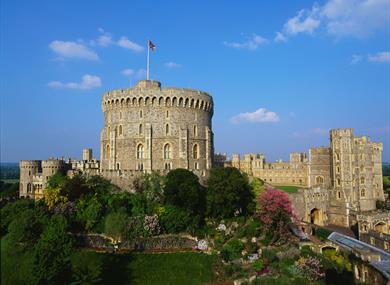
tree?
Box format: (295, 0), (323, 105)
(104, 210), (129, 243)
(206, 167), (254, 218)
(164, 169), (205, 216)
(75, 197), (103, 231)
(159, 205), (193, 233)
(7, 209), (42, 248)
(31, 215), (74, 285)
(258, 187), (295, 244)
(1, 199), (35, 235)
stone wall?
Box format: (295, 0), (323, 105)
(100, 80), (214, 177)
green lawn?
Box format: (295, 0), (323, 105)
(2, 235), (218, 285)
(275, 185), (299, 193)
(73, 250), (217, 285)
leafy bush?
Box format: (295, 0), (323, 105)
(220, 239), (244, 261)
(206, 167), (254, 218)
(159, 205), (193, 233)
(296, 256), (325, 281)
(252, 259), (264, 271)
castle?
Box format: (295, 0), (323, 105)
(19, 80), (389, 251)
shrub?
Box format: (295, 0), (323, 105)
(206, 167), (254, 218)
(258, 188), (295, 244)
(252, 259), (264, 271)
(296, 256), (325, 281)
(221, 239), (244, 261)
(314, 227), (332, 241)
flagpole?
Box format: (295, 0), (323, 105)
(146, 41), (150, 80)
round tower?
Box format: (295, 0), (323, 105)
(19, 160), (41, 198)
(41, 159), (66, 188)
(100, 80), (214, 177)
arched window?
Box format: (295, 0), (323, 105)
(27, 183), (32, 193)
(139, 124), (143, 135)
(193, 144), (198, 159)
(137, 144), (144, 159)
(165, 124), (170, 135)
(164, 144), (171, 159)
(315, 176), (324, 184)
(337, 178), (341, 186)
(165, 162), (171, 170)
(194, 125), (197, 137)
(106, 144), (110, 159)
(119, 125), (123, 135)
(360, 188), (366, 197)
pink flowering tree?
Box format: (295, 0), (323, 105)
(258, 187), (296, 244)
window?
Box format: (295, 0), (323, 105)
(360, 188), (366, 197)
(106, 144), (110, 159)
(164, 144), (171, 159)
(116, 163), (120, 170)
(137, 163), (144, 171)
(194, 125), (198, 137)
(385, 242), (389, 251)
(336, 153), (340, 161)
(316, 176), (324, 184)
(119, 125), (123, 135)
(337, 191), (341, 199)
(27, 183), (31, 193)
(194, 162), (199, 170)
(337, 178), (341, 186)
(165, 162), (171, 170)
(139, 110), (143, 118)
(166, 110), (169, 118)
(165, 124), (170, 135)
(193, 144), (199, 159)
(139, 124), (143, 135)
(360, 177), (365, 184)
(137, 144), (144, 159)
(336, 166), (340, 173)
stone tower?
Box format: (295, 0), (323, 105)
(19, 160), (41, 198)
(100, 80), (214, 182)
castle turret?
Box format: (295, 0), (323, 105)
(19, 160), (41, 198)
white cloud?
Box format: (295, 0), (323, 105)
(284, 6), (321, 36)
(47, 74), (101, 90)
(230, 108), (279, 124)
(223, 34), (268, 50)
(322, 0), (389, 38)
(49, 40), (99, 61)
(279, 0), (389, 40)
(165, 62), (181, 68)
(368, 51), (390, 63)
(121, 68), (146, 79)
(121, 69), (135, 76)
(351, 54), (363, 64)
(117, 37), (144, 52)
(274, 32), (288, 43)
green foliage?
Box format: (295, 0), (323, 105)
(206, 167), (254, 218)
(1, 199), (35, 235)
(31, 215), (74, 285)
(104, 210), (130, 242)
(322, 248), (352, 272)
(0, 181), (19, 199)
(252, 258), (264, 271)
(70, 251), (103, 285)
(159, 205), (193, 233)
(46, 173), (68, 189)
(75, 197), (103, 231)
(1, 235), (34, 285)
(164, 169), (205, 216)
(276, 185), (299, 193)
(7, 209), (43, 247)
(220, 239), (244, 261)
(140, 172), (165, 203)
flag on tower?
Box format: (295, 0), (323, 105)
(148, 40), (156, 51)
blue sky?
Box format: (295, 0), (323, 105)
(1, 0), (389, 162)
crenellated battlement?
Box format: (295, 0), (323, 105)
(102, 80), (213, 113)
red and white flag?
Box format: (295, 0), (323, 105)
(148, 40), (156, 51)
